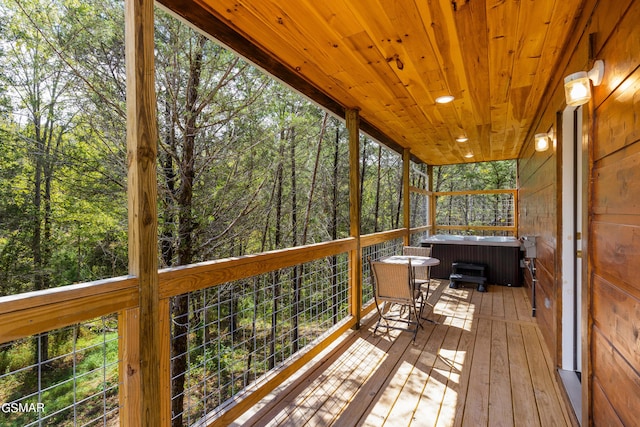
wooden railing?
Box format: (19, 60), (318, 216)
(0, 229), (411, 426)
(433, 189), (518, 236)
(5, 170), (524, 427)
(0, 276), (138, 344)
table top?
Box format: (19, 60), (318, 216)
(379, 255), (441, 267)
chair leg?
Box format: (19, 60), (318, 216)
(411, 297), (423, 341)
(420, 288), (438, 325)
(373, 298), (388, 336)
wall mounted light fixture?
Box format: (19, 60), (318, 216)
(564, 60), (604, 106)
(534, 133), (550, 152)
(534, 128), (554, 152)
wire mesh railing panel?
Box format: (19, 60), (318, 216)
(410, 191), (429, 229)
(435, 192), (515, 234)
(0, 316), (120, 426)
(409, 162), (429, 190)
(169, 253), (350, 425)
(410, 230), (430, 247)
(361, 237), (404, 305)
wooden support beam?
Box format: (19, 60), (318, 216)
(159, 299), (172, 425)
(119, 308), (141, 426)
(403, 148), (411, 246)
(124, 0), (160, 423)
(347, 109), (362, 327)
(428, 165), (436, 234)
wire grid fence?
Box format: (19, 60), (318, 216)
(361, 237), (405, 305)
(169, 252), (350, 425)
(410, 191), (430, 229)
(410, 230), (430, 247)
(409, 162), (429, 190)
(0, 316), (120, 426)
(435, 192), (515, 235)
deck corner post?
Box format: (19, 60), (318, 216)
(346, 109), (362, 328)
(428, 165), (435, 235)
(403, 148), (411, 246)
(124, 0), (161, 423)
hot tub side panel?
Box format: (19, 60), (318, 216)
(428, 243), (523, 286)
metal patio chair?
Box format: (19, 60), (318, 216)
(369, 258), (425, 341)
(402, 245), (433, 300)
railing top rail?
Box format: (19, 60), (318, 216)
(0, 230), (412, 344)
(159, 237), (356, 299)
(0, 277), (138, 344)
(434, 188), (516, 197)
(0, 275), (137, 315)
(360, 228), (406, 247)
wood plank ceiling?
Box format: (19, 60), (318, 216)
(158, 0), (587, 165)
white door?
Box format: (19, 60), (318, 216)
(560, 105), (584, 422)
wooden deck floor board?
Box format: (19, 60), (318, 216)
(382, 284), (463, 426)
(240, 282), (573, 427)
(488, 320), (513, 426)
(411, 289), (467, 427)
(506, 322), (541, 427)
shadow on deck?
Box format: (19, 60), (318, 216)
(234, 281), (573, 427)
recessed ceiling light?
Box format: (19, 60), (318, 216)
(435, 95), (455, 104)
(464, 152), (474, 158)
(456, 136), (468, 143)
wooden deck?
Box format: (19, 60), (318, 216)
(234, 281), (574, 427)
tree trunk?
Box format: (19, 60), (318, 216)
(269, 133), (286, 369)
(394, 168), (403, 229)
(360, 138), (367, 209)
(374, 145), (382, 232)
(301, 112), (328, 244)
(32, 132), (48, 365)
(171, 33), (206, 427)
(161, 100), (177, 267)
(289, 126), (301, 354)
(31, 104), (64, 367)
(331, 126), (340, 324)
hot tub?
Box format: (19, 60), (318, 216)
(421, 234), (522, 286)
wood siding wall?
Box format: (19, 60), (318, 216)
(518, 0), (640, 424)
(590, 1), (640, 425)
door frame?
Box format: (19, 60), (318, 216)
(558, 105), (589, 425)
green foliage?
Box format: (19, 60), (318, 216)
(0, 319), (119, 427)
(433, 160), (516, 191)
(433, 160), (517, 234)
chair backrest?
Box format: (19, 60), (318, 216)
(402, 246), (432, 280)
(403, 245), (432, 257)
(370, 260), (414, 304)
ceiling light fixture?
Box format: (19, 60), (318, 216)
(456, 136), (468, 143)
(564, 60), (604, 106)
(435, 95), (455, 104)
(464, 152), (474, 159)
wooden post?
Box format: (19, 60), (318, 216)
(403, 148), (411, 246)
(124, 0), (160, 423)
(428, 165), (435, 235)
(158, 299), (172, 425)
(513, 188), (519, 236)
(119, 308), (140, 426)
(347, 109), (362, 327)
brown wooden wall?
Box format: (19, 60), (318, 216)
(590, 1), (640, 425)
(518, 147), (558, 356)
(519, 0), (640, 424)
